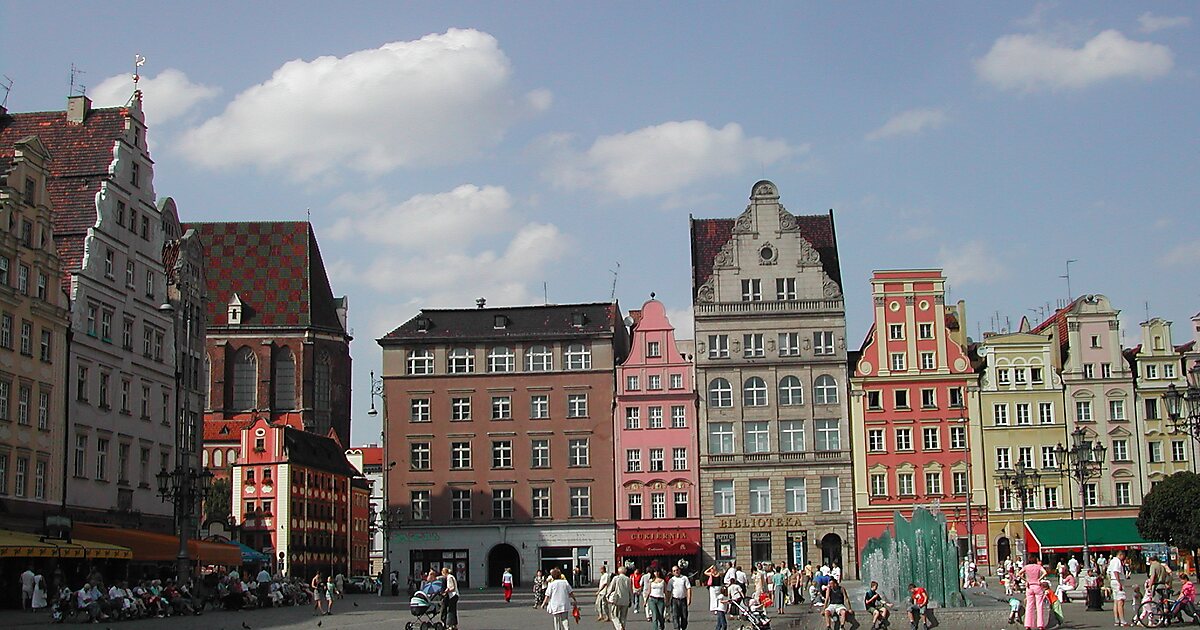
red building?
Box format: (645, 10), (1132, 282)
(850, 270), (986, 562)
(232, 416), (369, 578)
(191, 221), (352, 480)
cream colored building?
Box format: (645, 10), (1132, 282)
(1128, 318), (1195, 479)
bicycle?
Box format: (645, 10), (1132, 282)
(1136, 588), (1198, 627)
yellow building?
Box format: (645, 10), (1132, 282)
(977, 320), (1071, 565)
(1127, 318), (1195, 482)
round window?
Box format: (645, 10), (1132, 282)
(760, 246), (774, 261)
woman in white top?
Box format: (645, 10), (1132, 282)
(646, 570), (668, 630)
(31, 575), (47, 610)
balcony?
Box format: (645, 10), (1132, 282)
(702, 450), (851, 466)
(695, 299), (844, 316)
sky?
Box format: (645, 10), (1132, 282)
(3, 2), (1198, 447)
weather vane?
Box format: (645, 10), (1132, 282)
(133, 54), (146, 90)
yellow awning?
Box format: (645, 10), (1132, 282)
(0, 528), (131, 560)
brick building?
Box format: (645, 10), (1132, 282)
(378, 302), (628, 588)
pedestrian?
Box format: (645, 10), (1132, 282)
(712, 585), (729, 630)
(631, 567), (644, 615)
(831, 561), (842, 583)
(596, 564), (612, 621)
(790, 564), (803, 605)
(31, 574), (48, 611)
(311, 572), (327, 615)
(326, 574), (337, 614)
(646, 569), (668, 630)
(533, 569), (546, 608)
(608, 566), (633, 630)
(20, 565), (35, 611)
(1108, 550), (1129, 626)
(772, 564), (787, 613)
(503, 567), (514, 603)
(705, 566), (723, 618)
(1022, 557), (1047, 630)
(669, 565), (691, 630)
(441, 567), (460, 630)
(334, 573), (345, 600)
(1068, 556), (1080, 580)
(544, 567), (579, 630)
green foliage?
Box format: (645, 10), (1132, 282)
(1137, 471), (1200, 554)
(205, 477), (232, 522)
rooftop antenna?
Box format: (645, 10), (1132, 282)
(609, 261), (621, 302)
(1060, 259), (1078, 302)
(306, 207), (311, 223)
(0, 75), (12, 109)
(543, 281), (548, 305)
(133, 54), (145, 90)
(1144, 301), (1151, 322)
(69, 63), (87, 96)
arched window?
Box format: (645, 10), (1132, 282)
(743, 377), (768, 407)
(565, 344), (591, 370)
(273, 347), (296, 410)
(488, 347), (514, 373)
(448, 348), (474, 374)
(227, 448), (238, 465)
(407, 349), (433, 375)
(231, 347), (257, 411)
(202, 355), (211, 409)
(814, 375), (839, 405)
(779, 376), (804, 406)
(213, 448), (224, 468)
(708, 378), (733, 408)
(314, 352), (331, 423)
(202, 449), (209, 467)
(525, 345), (552, 372)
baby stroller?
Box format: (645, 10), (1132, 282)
(731, 595), (772, 630)
(406, 588), (444, 630)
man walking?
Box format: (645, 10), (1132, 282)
(545, 568), (579, 630)
(20, 566), (35, 611)
(1108, 550), (1128, 627)
(668, 565), (692, 630)
(596, 565), (612, 621)
(608, 566), (634, 630)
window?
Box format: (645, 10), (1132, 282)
(406, 349), (433, 375)
(673, 491), (689, 518)
(1041, 446), (1058, 469)
(492, 440), (513, 468)
(1148, 441), (1163, 463)
(628, 493), (643, 520)
(491, 396), (511, 420)
(1090, 334), (1101, 348)
(743, 377), (767, 406)
(124, 260), (135, 288)
(77, 366), (88, 402)
(867, 429), (885, 453)
(37, 391), (49, 430)
(669, 373), (683, 389)
(525, 345), (552, 371)
(1043, 486), (1059, 509)
(122, 319), (133, 350)
(708, 378), (732, 407)
(813, 331), (835, 356)
(1012, 368), (1026, 384)
(997, 369), (1010, 385)
(130, 162), (140, 187)
(996, 447), (1012, 470)
(648, 406), (663, 428)
(446, 397), (470, 421)
(1015, 403), (1032, 426)
(814, 375), (838, 404)
(410, 443), (430, 471)
(140, 385), (150, 419)
(1031, 367), (1044, 383)
(626, 375), (640, 391)
(708, 423), (734, 454)
(646, 341), (661, 357)
(450, 442), (471, 469)
(128, 210), (137, 235)
(1115, 482), (1131, 506)
(568, 439), (589, 467)
(1018, 446), (1033, 468)
(488, 347), (514, 372)
(0, 258), (6, 286)
(1112, 439), (1129, 462)
(1037, 402), (1054, 425)
(1083, 364), (1095, 379)
(914, 322), (931, 339)
(0, 314), (9, 348)
(450, 489), (471, 520)
(410, 398), (430, 422)
(144, 269), (154, 299)
(749, 479), (771, 514)
(231, 348), (257, 410)
(820, 476), (840, 511)
(117, 443), (130, 483)
(1164, 364), (1176, 379)
(890, 353), (906, 371)
(532, 439), (550, 468)
(815, 419), (840, 451)
(708, 334), (729, 359)
(532, 488), (551, 518)
(565, 344), (591, 370)
(647, 374), (662, 390)
(920, 352), (935, 370)
(952, 471), (968, 495)
(19, 321), (31, 355)
(448, 347), (474, 373)
(776, 277), (796, 300)
(925, 471), (943, 495)
(898, 473), (915, 496)
(870, 473), (888, 497)
(96, 438), (108, 480)
(949, 425), (966, 450)
(886, 322), (906, 341)
(780, 420), (805, 452)
(14, 457), (26, 497)
(672, 447), (688, 470)
(17, 265), (27, 294)
(104, 249), (114, 278)
(713, 480), (735, 515)
(39, 330), (51, 361)
(743, 421), (769, 453)
(530, 395), (548, 419)
(625, 407), (641, 429)
(994, 403), (1009, 426)
(922, 427), (940, 451)
(569, 487), (590, 517)
(74, 435), (86, 478)
(1145, 398), (1160, 420)
(1109, 400), (1125, 421)
(743, 334), (764, 358)
(867, 390), (882, 410)
(671, 405), (686, 428)
(492, 489), (514, 520)
(741, 279), (761, 301)
(1084, 483), (1098, 506)
(649, 448), (664, 472)
(1101, 363), (1112, 378)
(1075, 400), (1092, 422)
(35, 272), (46, 300)
(778, 332), (801, 357)
(1172, 440), (1187, 462)
(33, 460), (44, 500)
(0, 381), (7, 421)
(626, 449), (641, 472)
(920, 388), (936, 409)
(17, 386), (29, 425)
(895, 428), (913, 451)
(567, 393), (588, 418)
(779, 376), (803, 406)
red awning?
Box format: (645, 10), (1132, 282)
(75, 524), (241, 566)
(617, 528), (701, 556)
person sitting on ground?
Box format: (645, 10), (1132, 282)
(908, 583), (929, 630)
(864, 580), (891, 629)
(823, 577), (853, 629)
(1170, 573), (1196, 620)
(77, 581), (109, 623)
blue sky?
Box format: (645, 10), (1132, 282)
(4, 2), (1198, 446)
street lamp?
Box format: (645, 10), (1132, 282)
(366, 370), (391, 587)
(1163, 363), (1200, 442)
(1054, 427), (1107, 569)
(156, 466), (215, 583)
(998, 462), (1042, 558)
(954, 415), (975, 566)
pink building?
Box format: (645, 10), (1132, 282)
(614, 299), (701, 570)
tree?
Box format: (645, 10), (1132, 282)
(205, 477), (232, 523)
(1137, 471), (1200, 559)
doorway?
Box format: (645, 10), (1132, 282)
(487, 544), (520, 587)
(997, 537), (1011, 564)
(820, 533), (843, 569)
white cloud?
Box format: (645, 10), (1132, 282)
(177, 29), (546, 179)
(887, 225), (937, 242)
(91, 68), (219, 124)
(866, 108), (948, 141)
(665, 307), (695, 341)
(938, 240), (1010, 286)
(1160, 242), (1200, 267)
(975, 29), (1173, 92)
(544, 120), (800, 199)
(1138, 13), (1191, 33)
(328, 184), (512, 249)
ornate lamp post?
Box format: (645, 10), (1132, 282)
(998, 462), (1042, 558)
(1054, 427), (1107, 569)
(156, 466), (215, 583)
(366, 371), (391, 588)
(955, 415), (975, 565)
(1163, 363), (1200, 443)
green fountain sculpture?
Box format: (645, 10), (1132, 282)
(860, 507), (968, 608)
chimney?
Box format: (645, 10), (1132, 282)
(66, 95), (91, 124)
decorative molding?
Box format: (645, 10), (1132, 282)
(732, 206), (755, 233)
(713, 239), (737, 269)
(696, 278), (715, 304)
(778, 208), (798, 232)
(758, 242), (778, 266)
(823, 279), (842, 299)
(795, 237), (821, 267)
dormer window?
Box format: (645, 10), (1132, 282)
(494, 315), (508, 329)
(416, 317), (431, 332)
(228, 293), (244, 325)
(572, 312), (586, 327)
(24, 178), (35, 205)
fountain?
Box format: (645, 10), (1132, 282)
(860, 507), (967, 608)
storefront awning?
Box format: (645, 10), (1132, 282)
(0, 528), (131, 560)
(75, 524), (241, 566)
(1025, 517), (1162, 554)
(617, 528), (702, 557)
(233, 541), (270, 564)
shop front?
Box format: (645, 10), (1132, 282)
(617, 527), (701, 576)
(1024, 517), (1164, 568)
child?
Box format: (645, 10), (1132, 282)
(1008, 597), (1023, 624)
(713, 586), (729, 630)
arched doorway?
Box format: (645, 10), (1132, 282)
(487, 544), (521, 587)
(820, 533), (843, 570)
(997, 537), (1011, 564)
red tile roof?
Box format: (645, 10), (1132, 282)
(203, 419), (252, 443)
(1031, 297), (1085, 351)
(352, 445), (383, 466)
(187, 221), (346, 332)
